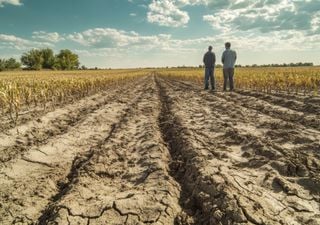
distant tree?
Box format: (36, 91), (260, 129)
(0, 58), (21, 71)
(5, 58), (21, 70)
(0, 59), (5, 71)
(55, 49), (79, 70)
(41, 48), (56, 69)
(251, 62), (314, 67)
(21, 49), (44, 70)
(81, 65), (87, 70)
(20, 48), (80, 71)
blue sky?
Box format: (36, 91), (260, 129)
(0, 0), (319, 68)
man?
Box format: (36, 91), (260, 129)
(203, 46), (216, 90)
(222, 42), (237, 91)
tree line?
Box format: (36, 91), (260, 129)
(247, 62), (314, 67)
(0, 48), (80, 71)
(198, 62), (314, 68)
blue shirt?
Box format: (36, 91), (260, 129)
(222, 48), (237, 68)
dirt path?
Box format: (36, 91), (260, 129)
(1, 74), (319, 225)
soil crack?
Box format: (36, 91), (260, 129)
(21, 156), (54, 168)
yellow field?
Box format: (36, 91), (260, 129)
(1, 67), (319, 124)
(158, 66), (320, 95)
(0, 69), (148, 123)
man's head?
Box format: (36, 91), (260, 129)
(225, 42), (231, 49)
(208, 46), (213, 51)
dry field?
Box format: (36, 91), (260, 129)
(0, 68), (320, 225)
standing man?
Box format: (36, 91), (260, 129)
(203, 46), (216, 90)
(222, 42), (237, 91)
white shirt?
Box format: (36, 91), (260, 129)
(222, 48), (237, 69)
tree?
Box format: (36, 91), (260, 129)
(55, 49), (79, 70)
(41, 48), (56, 69)
(5, 58), (21, 70)
(21, 49), (44, 70)
(0, 58), (21, 71)
(0, 59), (5, 71)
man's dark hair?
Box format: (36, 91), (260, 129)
(208, 46), (213, 51)
(225, 42), (231, 48)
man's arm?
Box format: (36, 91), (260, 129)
(203, 53), (206, 64)
(213, 53), (216, 65)
(221, 51), (225, 64)
(234, 51), (237, 61)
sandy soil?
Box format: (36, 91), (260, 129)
(0, 74), (319, 225)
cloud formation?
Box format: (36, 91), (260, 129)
(32, 31), (64, 43)
(0, 34), (52, 50)
(65, 26), (320, 53)
(68, 28), (175, 51)
(147, 0), (190, 27)
(0, 0), (22, 7)
(203, 0), (320, 35)
(146, 0), (208, 27)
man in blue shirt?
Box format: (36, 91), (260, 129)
(203, 46), (216, 90)
(222, 42), (237, 91)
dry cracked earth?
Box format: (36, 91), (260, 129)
(0, 74), (319, 225)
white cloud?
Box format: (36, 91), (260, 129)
(147, 0), (190, 27)
(66, 26), (320, 56)
(67, 28), (173, 49)
(0, 34), (52, 50)
(0, 0), (22, 7)
(145, 0), (210, 27)
(203, 0), (320, 35)
(32, 31), (64, 43)
(311, 11), (320, 34)
(176, 0), (207, 6)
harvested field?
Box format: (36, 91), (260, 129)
(0, 73), (320, 225)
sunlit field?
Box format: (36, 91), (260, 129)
(158, 66), (320, 95)
(1, 67), (320, 224)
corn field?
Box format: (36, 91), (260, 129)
(158, 66), (320, 95)
(0, 69), (147, 124)
(1, 67), (319, 125)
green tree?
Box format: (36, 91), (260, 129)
(21, 49), (44, 70)
(0, 58), (21, 71)
(5, 58), (21, 70)
(0, 59), (5, 71)
(56, 49), (79, 70)
(41, 48), (56, 69)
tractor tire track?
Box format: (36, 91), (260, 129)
(158, 75), (320, 225)
(36, 74), (182, 225)
(0, 76), (147, 166)
(236, 90), (320, 115)
(0, 76), (149, 224)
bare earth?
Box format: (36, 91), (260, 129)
(0, 74), (319, 225)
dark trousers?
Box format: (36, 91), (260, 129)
(204, 67), (215, 89)
(223, 68), (234, 91)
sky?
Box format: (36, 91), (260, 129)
(0, 0), (319, 68)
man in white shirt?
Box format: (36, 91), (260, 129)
(221, 42), (237, 91)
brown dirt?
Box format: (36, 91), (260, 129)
(0, 74), (319, 225)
